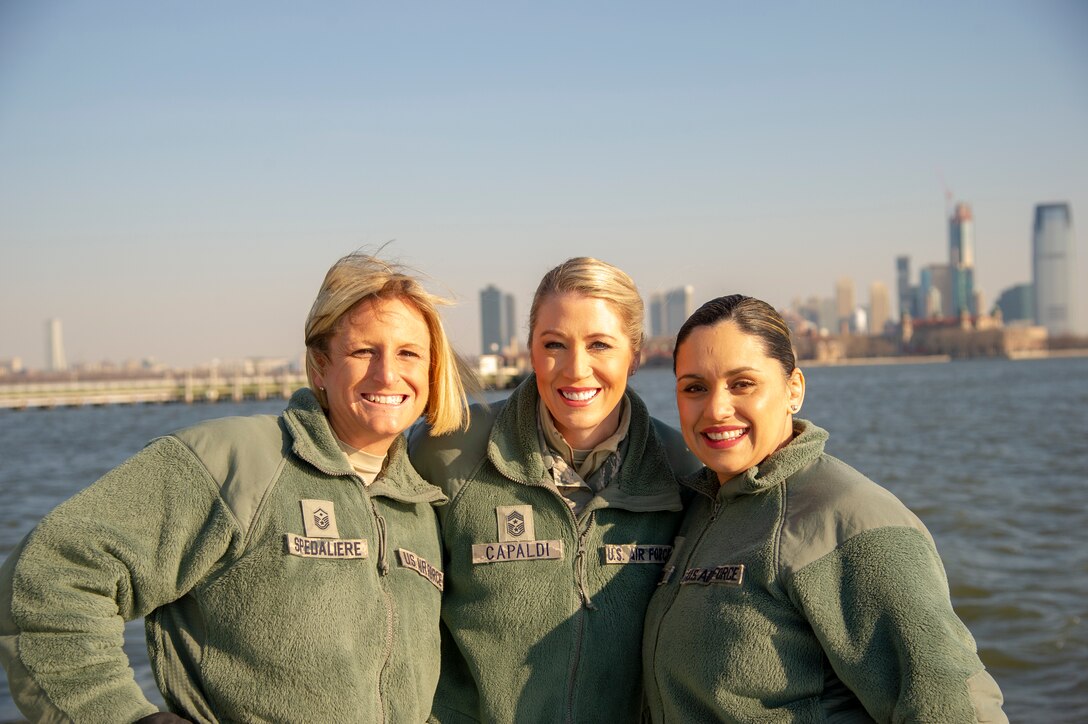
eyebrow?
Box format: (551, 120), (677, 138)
(539, 329), (619, 340)
(677, 366), (758, 381)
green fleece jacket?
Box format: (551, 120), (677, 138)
(0, 389), (446, 723)
(642, 420), (1007, 723)
(409, 376), (700, 723)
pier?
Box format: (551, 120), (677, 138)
(0, 372), (308, 410)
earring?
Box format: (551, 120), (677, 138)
(790, 405), (799, 413)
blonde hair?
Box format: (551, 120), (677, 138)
(528, 257), (645, 362)
(304, 252), (472, 435)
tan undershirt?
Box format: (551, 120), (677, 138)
(336, 440), (385, 486)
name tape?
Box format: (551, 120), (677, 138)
(396, 548), (444, 590)
(602, 544), (673, 564)
(680, 564), (745, 586)
(285, 533), (368, 560)
(471, 539), (564, 564)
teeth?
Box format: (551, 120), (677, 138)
(560, 389), (598, 402)
(362, 394), (407, 405)
(706, 429), (746, 441)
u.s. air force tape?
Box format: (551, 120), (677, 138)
(285, 533), (368, 559)
(396, 548), (444, 590)
(471, 539), (564, 564)
(680, 564), (745, 586)
(601, 544), (673, 564)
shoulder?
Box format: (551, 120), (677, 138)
(648, 416), (702, 478)
(409, 399), (503, 491)
(168, 413), (288, 533)
(170, 414), (286, 477)
(779, 453), (932, 575)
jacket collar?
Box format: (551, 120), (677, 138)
(283, 388), (446, 505)
(683, 419), (829, 502)
(487, 375), (682, 512)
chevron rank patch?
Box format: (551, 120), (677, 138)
(300, 499), (340, 538)
(496, 505), (535, 542)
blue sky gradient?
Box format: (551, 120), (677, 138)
(2, 1), (1085, 367)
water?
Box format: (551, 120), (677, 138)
(2, 358), (1086, 722)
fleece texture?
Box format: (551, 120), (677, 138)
(642, 420), (1007, 723)
(409, 375), (700, 723)
(0, 388), (446, 723)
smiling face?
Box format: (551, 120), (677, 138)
(312, 296), (431, 455)
(530, 293), (635, 450)
(675, 320), (805, 484)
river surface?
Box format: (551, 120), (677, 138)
(1, 357), (1085, 722)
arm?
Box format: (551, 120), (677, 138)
(0, 437), (241, 723)
(788, 526), (1006, 723)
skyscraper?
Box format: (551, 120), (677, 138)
(663, 286), (694, 337)
(1033, 202), (1076, 335)
(994, 283), (1034, 324)
(948, 202), (975, 316)
(895, 256), (913, 319)
(47, 318), (67, 371)
(869, 282), (890, 335)
(949, 202), (975, 268)
(649, 293), (666, 338)
(480, 285), (517, 355)
(921, 264), (953, 319)
(835, 278), (856, 334)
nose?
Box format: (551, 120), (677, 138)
(567, 347), (591, 380)
(709, 387), (734, 420)
(372, 353), (398, 386)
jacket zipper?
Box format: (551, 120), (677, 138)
(362, 479), (394, 724)
(564, 509), (598, 723)
(647, 493), (721, 715)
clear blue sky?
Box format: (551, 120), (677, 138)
(2, 1), (1085, 368)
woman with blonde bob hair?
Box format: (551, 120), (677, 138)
(305, 252), (471, 436)
(1, 251), (472, 723)
(411, 256), (700, 723)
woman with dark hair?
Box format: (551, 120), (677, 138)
(642, 294), (1006, 723)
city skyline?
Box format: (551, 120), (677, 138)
(2, 2), (1086, 368)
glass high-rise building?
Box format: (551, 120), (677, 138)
(994, 283), (1034, 324)
(949, 202), (975, 268)
(480, 285), (516, 355)
(663, 286), (694, 337)
(948, 202), (975, 316)
(1032, 203), (1076, 336)
(895, 256), (913, 319)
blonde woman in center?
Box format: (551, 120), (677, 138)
(411, 257), (700, 723)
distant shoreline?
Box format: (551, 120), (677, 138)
(799, 347), (1088, 368)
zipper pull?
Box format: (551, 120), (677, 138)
(372, 504), (389, 576)
(576, 517), (596, 610)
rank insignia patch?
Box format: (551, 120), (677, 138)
(300, 499), (340, 539)
(496, 505), (535, 542)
